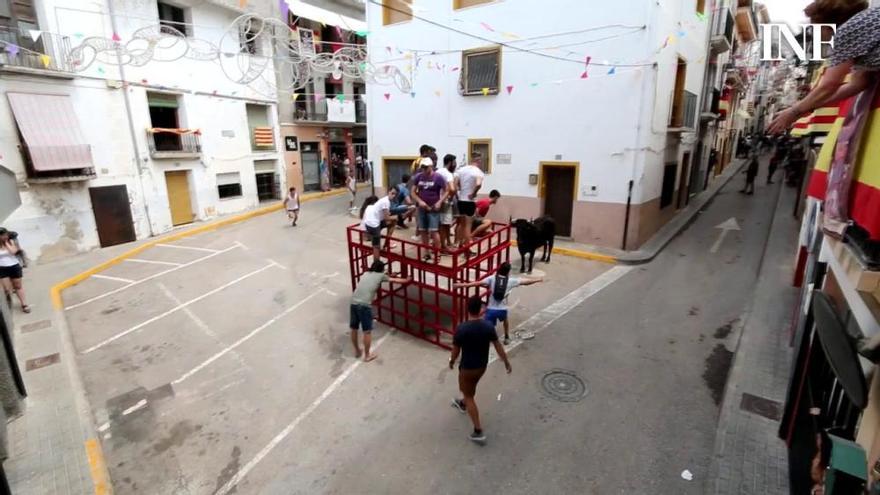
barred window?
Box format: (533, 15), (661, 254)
(462, 47), (500, 95)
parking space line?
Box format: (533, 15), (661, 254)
(122, 399), (147, 416)
(125, 258), (182, 267)
(82, 263), (275, 354)
(65, 245), (239, 311)
(92, 274), (135, 284)
(213, 330), (394, 495)
(156, 243), (219, 253)
(172, 289), (326, 385)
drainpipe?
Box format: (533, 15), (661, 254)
(107, 0), (154, 236)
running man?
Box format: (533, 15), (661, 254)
(360, 188), (399, 261)
(283, 186), (300, 226)
(411, 157), (449, 261)
(449, 295), (511, 445)
(472, 190), (501, 238)
(350, 260), (410, 362)
(346, 172), (358, 213)
(454, 156), (485, 248)
(454, 261), (542, 344)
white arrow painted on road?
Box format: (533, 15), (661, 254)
(710, 217), (741, 253)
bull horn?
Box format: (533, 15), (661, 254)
(508, 215), (513, 224)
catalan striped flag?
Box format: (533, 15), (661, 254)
(807, 83), (880, 241)
(253, 126), (274, 148)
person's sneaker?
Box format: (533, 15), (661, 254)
(503, 337), (510, 345)
(451, 398), (466, 414)
(469, 430), (487, 444)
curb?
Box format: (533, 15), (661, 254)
(509, 240), (617, 264)
(47, 186), (353, 494)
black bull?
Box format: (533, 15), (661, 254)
(512, 216), (555, 273)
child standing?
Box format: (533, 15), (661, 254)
(346, 173), (358, 213)
(454, 262), (542, 344)
(283, 187), (300, 226)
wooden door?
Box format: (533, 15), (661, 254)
(677, 152), (691, 209)
(89, 185), (136, 247)
(542, 165), (576, 237)
(165, 171), (193, 226)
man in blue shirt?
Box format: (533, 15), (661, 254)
(391, 174), (416, 228)
(449, 296), (512, 444)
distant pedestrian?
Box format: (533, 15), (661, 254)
(741, 156), (759, 195)
(472, 190), (501, 239)
(448, 295), (511, 445)
(454, 156), (485, 249)
(0, 228), (29, 313)
(356, 154), (365, 181)
(283, 186), (300, 226)
(350, 260), (410, 362)
(411, 157), (449, 262)
(346, 173), (358, 213)
(454, 261), (542, 344)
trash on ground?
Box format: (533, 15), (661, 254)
(681, 469), (693, 481)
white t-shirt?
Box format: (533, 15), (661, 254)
(481, 275), (521, 311)
(437, 168), (454, 201)
(0, 247), (18, 267)
(362, 196), (391, 228)
(455, 165), (484, 201)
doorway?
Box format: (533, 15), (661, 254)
(301, 142), (321, 192)
(383, 157), (416, 189)
(254, 160), (279, 202)
(540, 162), (578, 237)
(164, 170), (194, 226)
(677, 152), (691, 209)
(329, 141), (348, 187)
(89, 185), (136, 247)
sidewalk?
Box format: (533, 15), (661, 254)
(3, 186), (357, 494)
(708, 177), (800, 493)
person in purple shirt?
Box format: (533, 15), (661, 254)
(410, 157), (449, 261)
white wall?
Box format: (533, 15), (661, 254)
(366, 0), (709, 206)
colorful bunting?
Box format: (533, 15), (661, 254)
(677, 30), (686, 38)
(386, 46), (392, 54)
(384, 93), (391, 100)
(506, 85), (514, 95)
(434, 90), (442, 97)
(410, 92), (416, 98)
(291, 93), (300, 101)
(5, 44), (19, 57)
(74, 32), (84, 39)
(529, 82), (539, 87)
(501, 32), (520, 40)
(112, 32), (121, 42)
(335, 94), (345, 102)
(97, 66), (105, 74)
(451, 67), (459, 72)
(279, 0), (289, 22)
(239, 0), (247, 7)
(355, 30), (369, 37)
(696, 12), (707, 22)
(39, 54), (50, 68)
(481, 87), (490, 96)
(314, 93), (324, 102)
(607, 67), (616, 75)
(480, 22), (495, 32)
(581, 71), (589, 79)
(28, 30), (41, 42)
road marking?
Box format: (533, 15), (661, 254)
(709, 217), (741, 254)
(266, 258), (288, 270)
(97, 422), (110, 433)
(213, 330), (393, 495)
(82, 263), (274, 354)
(121, 399), (147, 416)
(235, 240), (250, 251)
(156, 243), (219, 253)
(490, 265), (633, 365)
(125, 258), (182, 267)
(66, 245), (238, 311)
(92, 274), (135, 284)
(172, 290), (326, 385)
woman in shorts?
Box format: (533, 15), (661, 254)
(0, 228), (29, 313)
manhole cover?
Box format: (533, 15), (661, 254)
(541, 370), (588, 402)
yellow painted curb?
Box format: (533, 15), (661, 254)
(49, 187), (352, 309)
(85, 438), (111, 495)
(510, 240), (617, 264)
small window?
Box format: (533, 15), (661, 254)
(217, 172), (243, 199)
(157, 2), (191, 37)
(239, 18), (262, 55)
(660, 163), (677, 209)
(382, 0), (412, 26)
(462, 47), (500, 95)
(696, 0), (706, 14)
(454, 0), (494, 9)
(468, 139), (492, 174)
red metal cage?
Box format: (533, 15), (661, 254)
(347, 222), (511, 350)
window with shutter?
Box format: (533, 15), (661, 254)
(462, 47), (500, 95)
(382, 0), (412, 25)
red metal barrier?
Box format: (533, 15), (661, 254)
(347, 222), (511, 350)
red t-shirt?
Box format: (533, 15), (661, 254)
(476, 198), (492, 217)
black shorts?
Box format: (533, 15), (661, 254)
(365, 221), (387, 247)
(0, 264), (22, 279)
(457, 200), (476, 217)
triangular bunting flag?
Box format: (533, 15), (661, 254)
(97, 66), (105, 74)
(5, 44), (19, 57)
(355, 30), (369, 37)
(529, 82), (539, 87)
(434, 90), (442, 97)
(28, 30), (41, 42)
(314, 94), (324, 102)
(481, 88), (490, 96)
(410, 92), (416, 98)
(74, 32), (84, 39)
(291, 93), (300, 101)
(384, 93), (391, 100)
(39, 54), (51, 68)
(112, 32), (121, 42)
(581, 71), (589, 79)
(451, 67), (459, 72)
(696, 12), (707, 22)
(677, 30), (686, 38)
(506, 85), (514, 95)
(607, 67), (616, 75)
(480, 22), (494, 32)
(335, 94), (345, 102)
(239, 0), (247, 7)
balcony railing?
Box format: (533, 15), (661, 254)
(250, 126), (276, 151)
(294, 107), (328, 122)
(710, 9), (735, 54)
(147, 129), (202, 158)
(0, 27), (73, 73)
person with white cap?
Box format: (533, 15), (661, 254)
(410, 157), (448, 261)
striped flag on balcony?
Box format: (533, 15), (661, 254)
(253, 127), (274, 147)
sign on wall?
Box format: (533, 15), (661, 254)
(496, 153), (512, 165)
(285, 136), (299, 151)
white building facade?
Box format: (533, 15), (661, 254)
(0, 0), (283, 261)
(366, 0), (712, 249)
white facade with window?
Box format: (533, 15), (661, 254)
(367, 0), (712, 249)
(0, 0), (283, 260)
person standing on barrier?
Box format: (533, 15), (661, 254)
(360, 188), (399, 262)
(411, 158), (449, 262)
(350, 260), (410, 362)
(449, 295), (511, 445)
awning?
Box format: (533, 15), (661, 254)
(6, 93), (93, 172)
(285, 0), (367, 33)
